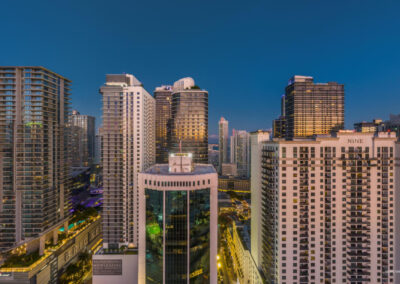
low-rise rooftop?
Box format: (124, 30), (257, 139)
(144, 163), (216, 175)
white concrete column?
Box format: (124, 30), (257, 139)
(39, 235), (45, 256)
(64, 221), (69, 233)
(53, 229), (58, 245)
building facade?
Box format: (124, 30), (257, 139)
(170, 78), (208, 164)
(138, 153), (218, 283)
(68, 110), (95, 167)
(225, 222), (263, 284)
(208, 144), (219, 170)
(273, 95), (286, 138)
(249, 130), (270, 269)
(100, 74), (155, 248)
(0, 215), (101, 284)
(284, 75), (344, 139)
(354, 119), (382, 133)
(219, 117), (229, 172)
(0, 66), (71, 252)
(273, 116), (286, 138)
(154, 85), (173, 164)
(258, 131), (399, 284)
(230, 129), (250, 178)
(94, 132), (101, 165)
(381, 114), (400, 137)
(221, 163), (237, 177)
(218, 176), (250, 192)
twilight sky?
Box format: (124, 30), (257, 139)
(2, 0), (400, 135)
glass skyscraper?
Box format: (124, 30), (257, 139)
(154, 85), (173, 164)
(170, 78), (208, 164)
(138, 153), (218, 283)
(68, 110), (95, 167)
(274, 75), (344, 139)
(0, 66), (71, 251)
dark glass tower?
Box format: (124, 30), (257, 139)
(170, 78), (208, 164)
(154, 85), (173, 163)
(285, 75), (344, 138)
(68, 110), (95, 167)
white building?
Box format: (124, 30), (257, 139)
(225, 222), (264, 284)
(219, 117), (229, 172)
(250, 130), (270, 269)
(138, 153), (218, 283)
(92, 253), (138, 284)
(255, 131), (400, 283)
(231, 129), (251, 178)
(100, 74), (155, 248)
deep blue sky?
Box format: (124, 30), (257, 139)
(2, 0), (400, 135)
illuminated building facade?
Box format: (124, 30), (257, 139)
(219, 117), (229, 172)
(285, 75), (344, 139)
(154, 85), (173, 163)
(273, 95), (286, 138)
(138, 153), (218, 283)
(170, 78), (208, 164)
(100, 74), (155, 248)
(257, 131), (399, 283)
(0, 66), (71, 252)
(273, 116), (286, 138)
(68, 110), (95, 167)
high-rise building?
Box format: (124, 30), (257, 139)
(273, 95), (287, 138)
(354, 119), (383, 133)
(100, 74), (155, 248)
(256, 131), (399, 283)
(381, 114), (400, 137)
(219, 117), (229, 172)
(94, 131), (101, 165)
(272, 116), (286, 138)
(170, 77), (208, 163)
(208, 143), (219, 169)
(0, 66), (71, 251)
(68, 110), (95, 167)
(230, 129), (250, 178)
(249, 130), (270, 269)
(154, 85), (173, 163)
(284, 75), (344, 139)
(138, 153), (218, 283)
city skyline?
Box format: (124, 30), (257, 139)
(3, 1), (400, 134)
(2, 1), (400, 283)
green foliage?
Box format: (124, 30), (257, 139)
(191, 85), (201, 89)
(59, 251), (91, 284)
(70, 207), (98, 224)
(1, 250), (41, 268)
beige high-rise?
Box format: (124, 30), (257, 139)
(255, 131), (399, 283)
(100, 74), (155, 248)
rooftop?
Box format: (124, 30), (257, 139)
(144, 163), (216, 176)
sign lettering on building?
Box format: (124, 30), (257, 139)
(93, 259), (122, 275)
(347, 139), (363, 143)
